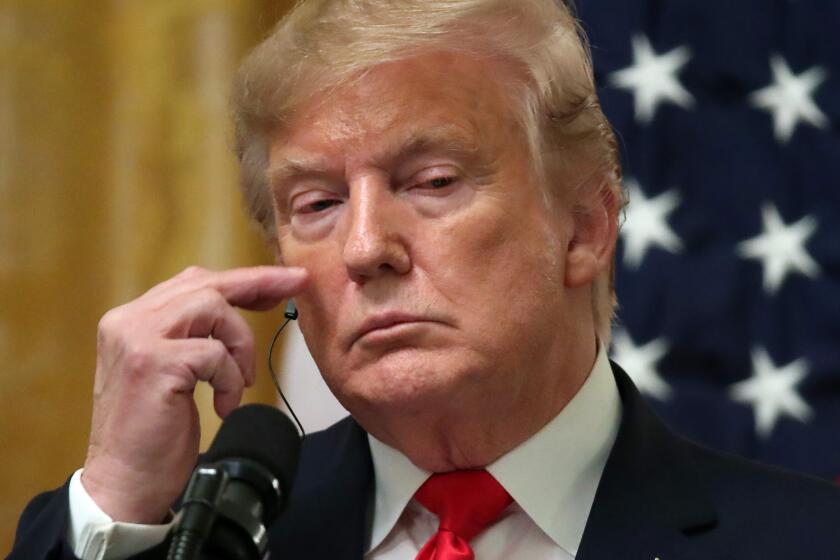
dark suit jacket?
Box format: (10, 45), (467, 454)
(10, 363), (840, 559)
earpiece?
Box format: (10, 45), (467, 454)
(284, 298), (298, 320)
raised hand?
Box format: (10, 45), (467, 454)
(80, 266), (308, 523)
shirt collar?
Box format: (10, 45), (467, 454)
(487, 343), (621, 555)
(366, 344), (622, 555)
(367, 430), (431, 551)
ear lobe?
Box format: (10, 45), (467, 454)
(564, 183), (619, 288)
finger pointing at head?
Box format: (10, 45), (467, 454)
(144, 265), (308, 311)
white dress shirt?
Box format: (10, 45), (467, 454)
(366, 345), (621, 559)
(67, 469), (171, 560)
(67, 346), (621, 559)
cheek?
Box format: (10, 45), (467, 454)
(430, 201), (564, 295)
(421, 200), (568, 346)
(279, 239), (346, 354)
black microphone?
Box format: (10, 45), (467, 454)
(167, 404), (301, 560)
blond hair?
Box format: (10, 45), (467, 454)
(232, 0), (623, 340)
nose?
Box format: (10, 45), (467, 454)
(342, 176), (412, 283)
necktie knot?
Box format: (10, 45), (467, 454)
(414, 470), (512, 560)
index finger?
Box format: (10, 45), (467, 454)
(206, 266), (309, 311)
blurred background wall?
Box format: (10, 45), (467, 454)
(0, 0), (297, 549)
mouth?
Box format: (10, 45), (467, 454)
(350, 312), (442, 349)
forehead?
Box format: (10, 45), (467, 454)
(269, 50), (525, 166)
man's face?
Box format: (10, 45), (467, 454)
(269, 51), (587, 435)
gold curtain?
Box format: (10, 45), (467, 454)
(0, 0), (294, 549)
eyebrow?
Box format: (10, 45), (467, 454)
(267, 125), (496, 189)
(268, 156), (337, 190)
(378, 126), (491, 172)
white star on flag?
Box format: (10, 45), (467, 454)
(610, 330), (672, 401)
(620, 179), (683, 269)
(749, 55), (829, 143)
(736, 203), (820, 294)
(729, 348), (813, 439)
(609, 33), (695, 124)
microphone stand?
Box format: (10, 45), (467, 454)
(167, 459), (279, 560)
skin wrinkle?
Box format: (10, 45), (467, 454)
(270, 50), (607, 471)
(269, 128), (496, 225)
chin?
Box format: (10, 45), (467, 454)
(329, 346), (483, 417)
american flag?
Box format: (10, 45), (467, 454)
(576, 0), (840, 481)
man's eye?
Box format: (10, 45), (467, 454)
(302, 199), (341, 213)
(425, 176), (456, 189)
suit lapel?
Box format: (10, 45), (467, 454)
(269, 417), (373, 560)
(576, 363), (720, 560)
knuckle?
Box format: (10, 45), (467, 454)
(96, 307), (134, 349)
(236, 334), (256, 373)
(179, 265), (206, 279)
(97, 302), (150, 349)
(97, 307), (125, 334)
(195, 287), (228, 310)
(209, 339), (228, 363)
(239, 330), (256, 357)
(121, 342), (154, 375)
(167, 364), (195, 386)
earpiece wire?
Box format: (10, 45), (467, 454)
(267, 316), (306, 438)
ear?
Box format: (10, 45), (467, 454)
(564, 181), (619, 288)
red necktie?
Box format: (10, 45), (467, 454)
(414, 470), (513, 560)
